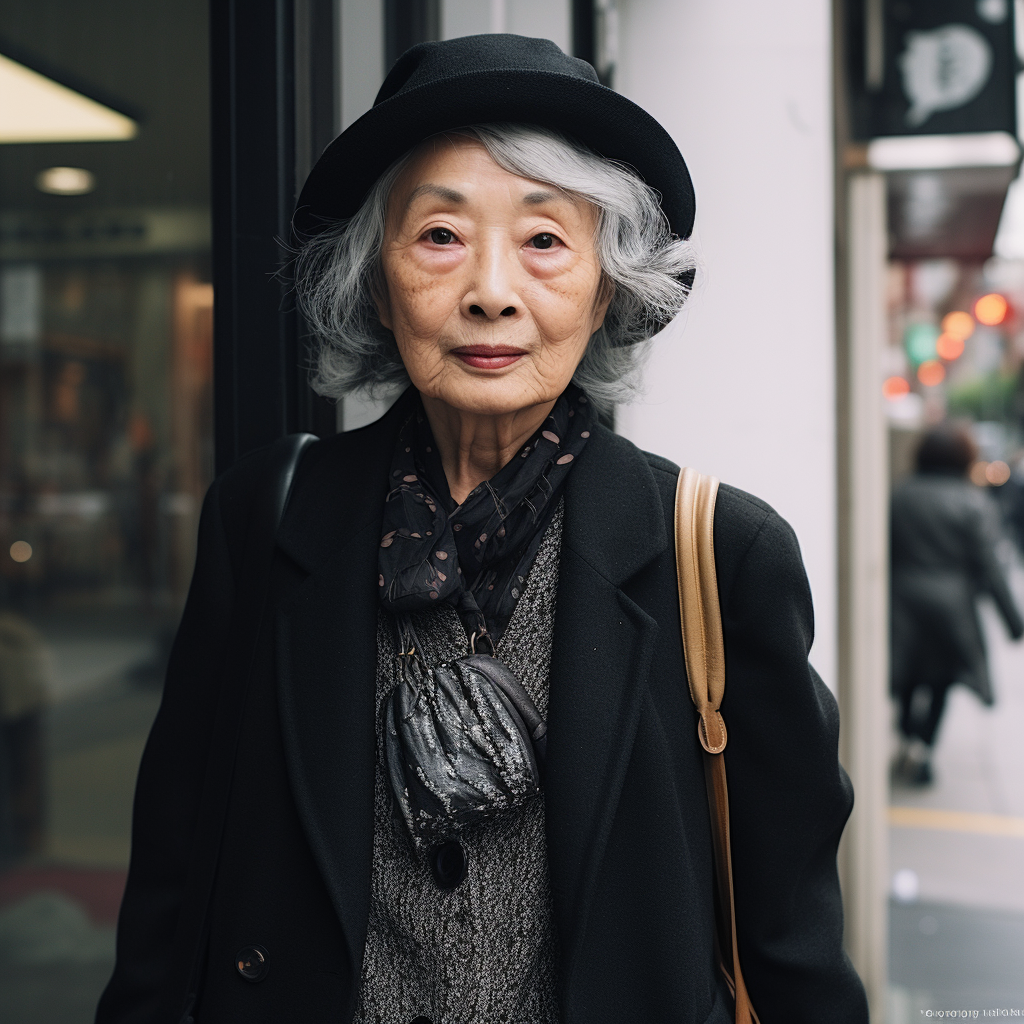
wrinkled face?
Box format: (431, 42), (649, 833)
(378, 137), (611, 417)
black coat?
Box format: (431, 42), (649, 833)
(97, 397), (867, 1024)
(891, 473), (1024, 702)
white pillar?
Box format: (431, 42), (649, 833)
(839, 171), (890, 1021)
(614, 0), (838, 691)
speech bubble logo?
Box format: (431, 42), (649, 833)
(899, 24), (992, 127)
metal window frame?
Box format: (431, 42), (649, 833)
(210, 0), (336, 475)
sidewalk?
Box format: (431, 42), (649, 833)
(888, 566), (1024, 1018)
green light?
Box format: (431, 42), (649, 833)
(904, 323), (940, 366)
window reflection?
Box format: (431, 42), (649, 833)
(0, 3), (210, 1019)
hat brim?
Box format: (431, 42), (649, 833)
(293, 69), (695, 241)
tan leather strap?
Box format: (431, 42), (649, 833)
(674, 468), (759, 1024)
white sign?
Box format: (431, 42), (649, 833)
(899, 24), (993, 127)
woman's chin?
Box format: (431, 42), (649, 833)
(419, 369), (562, 418)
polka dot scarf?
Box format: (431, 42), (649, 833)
(378, 385), (595, 647)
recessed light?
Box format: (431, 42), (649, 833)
(9, 540), (32, 562)
(0, 53), (136, 143)
(36, 166), (95, 195)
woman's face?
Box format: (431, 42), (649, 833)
(378, 137), (611, 417)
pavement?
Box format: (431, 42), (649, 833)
(888, 563), (1024, 1019)
(0, 620), (161, 1024)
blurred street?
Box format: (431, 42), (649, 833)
(889, 557), (1024, 1017)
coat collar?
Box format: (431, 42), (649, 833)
(272, 398), (671, 989)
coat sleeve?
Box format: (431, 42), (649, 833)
(717, 501), (868, 1023)
(95, 475), (238, 1024)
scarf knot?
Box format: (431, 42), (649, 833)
(378, 386), (594, 643)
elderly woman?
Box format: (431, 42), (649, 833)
(98, 34), (867, 1024)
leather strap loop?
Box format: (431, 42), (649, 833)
(698, 709), (728, 755)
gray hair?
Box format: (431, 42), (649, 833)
(294, 123), (697, 408)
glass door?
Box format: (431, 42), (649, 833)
(0, 3), (212, 1020)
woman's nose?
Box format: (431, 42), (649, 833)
(462, 241), (519, 320)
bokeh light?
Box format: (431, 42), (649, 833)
(941, 310), (975, 342)
(975, 293), (1008, 326)
(986, 460), (1011, 486)
(883, 376), (910, 399)
(936, 333), (965, 360)
(35, 166), (95, 195)
(904, 322), (939, 364)
(9, 540), (32, 562)
(970, 462), (990, 487)
(917, 360), (945, 386)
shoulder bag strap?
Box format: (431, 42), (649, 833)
(172, 432), (318, 1023)
(674, 467), (759, 1024)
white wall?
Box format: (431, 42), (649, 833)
(615, 0), (838, 687)
(442, 0), (570, 50)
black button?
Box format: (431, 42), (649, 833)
(429, 840), (468, 890)
(235, 945), (269, 982)
(410, 1017), (433, 1024)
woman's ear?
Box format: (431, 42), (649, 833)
(591, 274), (615, 333)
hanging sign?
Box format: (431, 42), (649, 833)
(850, 0), (1016, 140)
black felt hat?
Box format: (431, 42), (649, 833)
(293, 33), (694, 241)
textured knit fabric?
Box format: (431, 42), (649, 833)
(353, 504), (564, 1024)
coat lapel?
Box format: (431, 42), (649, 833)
(273, 395), (410, 977)
(545, 426), (669, 987)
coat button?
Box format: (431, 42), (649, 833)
(429, 840), (468, 890)
(410, 1017), (433, 1024)
(235, 945), (269, 982)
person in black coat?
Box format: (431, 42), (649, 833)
(891, 422), (1024, 785)
(97, 34), (867, 1024)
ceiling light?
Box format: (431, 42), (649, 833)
(867, 132), (1020, 171)
(36, 166), (95, 195)
(0, 53), (137, 143)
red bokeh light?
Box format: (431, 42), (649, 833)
(936, 333), (965, 360)
(883, 376), (910, 399)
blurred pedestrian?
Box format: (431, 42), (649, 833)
(891, 422), (1024, 785)
(0, 612), (51, 863)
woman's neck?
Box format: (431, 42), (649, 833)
(420, 394), (556, 504)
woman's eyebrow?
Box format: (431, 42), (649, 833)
(406, 183), (465, 207)
(522, 189), (561, 205)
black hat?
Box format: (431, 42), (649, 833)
(293, 34), (694, 241)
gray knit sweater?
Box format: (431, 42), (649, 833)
(352, 506), (563, 1024)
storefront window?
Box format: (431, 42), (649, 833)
(0, 3), (211, 1020)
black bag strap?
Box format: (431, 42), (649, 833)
(169, 432), (317, 1024)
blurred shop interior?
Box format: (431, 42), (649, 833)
(0, 0), (212, 1019)
(2, 0), (1024, 1022)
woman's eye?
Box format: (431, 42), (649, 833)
(529, 233), (556, 250)
(429, 228), (454, 245)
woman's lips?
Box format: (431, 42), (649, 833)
(450, 345), (526, 369)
